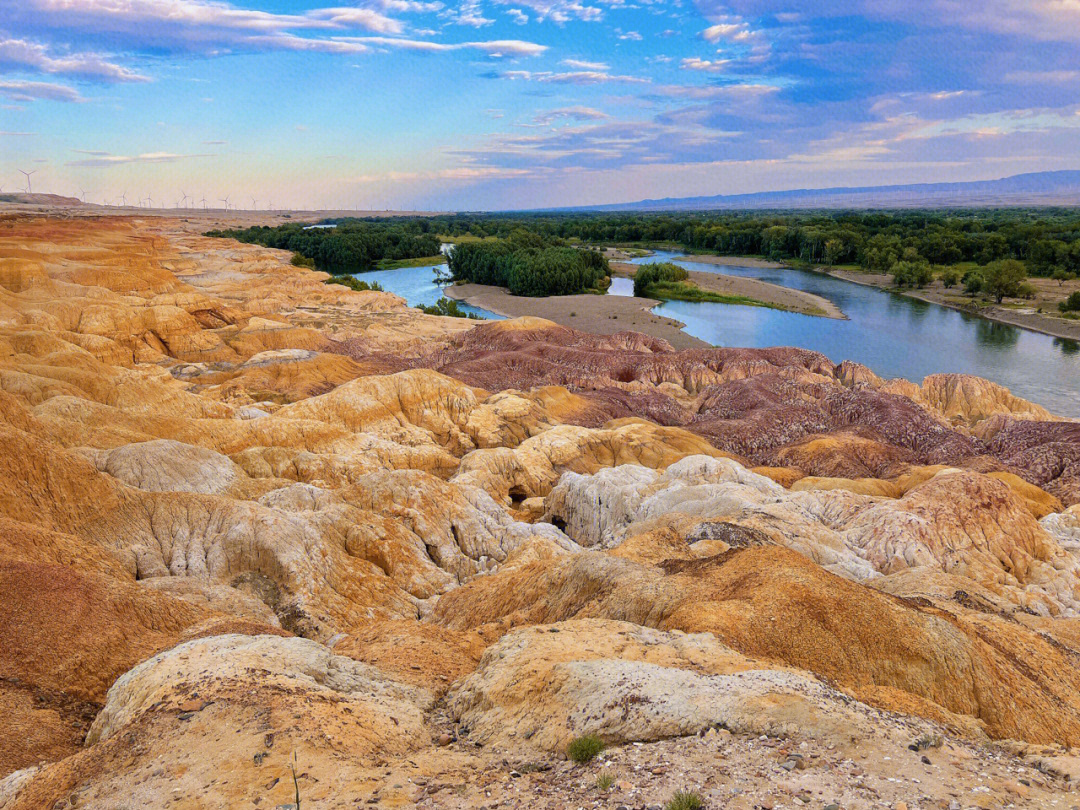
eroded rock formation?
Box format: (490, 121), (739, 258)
(1, 212), (1078, 808)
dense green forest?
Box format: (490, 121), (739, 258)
(445, 230), (610, 296)
(209, 209), (1080, 302)
(206, 221), (441, 272)
(425, 209), (1080, 281)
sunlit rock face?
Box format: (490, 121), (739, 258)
(1, 214), (1079, 808)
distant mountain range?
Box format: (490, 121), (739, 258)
(561, 171), (1080, 212)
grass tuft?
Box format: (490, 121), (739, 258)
(566, 734), (604, 764)
(665, 790), (703, 810)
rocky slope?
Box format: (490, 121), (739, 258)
(1, 212), (1079, 808)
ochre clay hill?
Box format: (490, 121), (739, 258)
(1, 212), (1079, 809)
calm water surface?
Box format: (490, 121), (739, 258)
(628, 251), (1080, 417)
(354, 261), (503, 321)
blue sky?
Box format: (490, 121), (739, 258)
(2, 0), (1079, 210)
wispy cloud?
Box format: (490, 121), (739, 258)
(500, 69), (649, 85)
(561, 58), (609, 70)
(0, 79), (84, 102)
(532, 105), (610, 124)
(0, 37), (149, 82)
(65, 151), (215, 167)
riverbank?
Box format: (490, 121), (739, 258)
(823, 267), (1080, 342)
(673, 254), (788, 270)
(611, 260), (845, 319)
(442, 283), (709, 349)
(672, 251), (1080, 341)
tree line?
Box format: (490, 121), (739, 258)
(206, 221), (442, 272)
(421, 209), (1080, 281)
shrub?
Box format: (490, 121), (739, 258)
(291, 252), (316, 268)
(326, 275), (383, 292)
(566, 734), (604, 764)
(414, 297), (484, 319)
(666, 791), (704, 810)
(1060, 291), (1080, 312)
(890, 259), (933, 288)
(595, 770), (615, 791)
(634, 262), (688, 296)
(963, 271), (984, 296)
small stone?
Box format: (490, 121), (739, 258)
(437, 733), (454, 746)
(616, 780), (633, 792)
(921, 755), (931, 765)
(651, 766), (667, 775)
(824, 804), (840, 810)
(895, 802), (909, 810)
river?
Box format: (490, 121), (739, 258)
(354, 261), (504, 321)
(359, 252), (1080, 417)
(629, 251), (1080, 417)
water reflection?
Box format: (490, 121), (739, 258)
(351, 263), (503, 321)
(629, 251), (1080, 417)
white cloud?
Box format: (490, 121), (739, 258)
(561, 58), (608, 70)
(0, 130), (36, 136)
(501, 69), (649, 84)
(532, 105), (610, 124)
(337, 36), (546, 56)
(492, 0), (604, 24)
(0, 79), (83, 102)
(452, 0), (494, 26)
(700, 21), (754, 43)
(506, 8), (529, 24)
(680, 57), (731, 73)
(617, 30), (643, 41)
(0, 37), (149, 82)
(66, 151), (214, 167)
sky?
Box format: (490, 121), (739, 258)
(2, 0), (1080, 211)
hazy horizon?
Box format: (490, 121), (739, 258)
(3, 0), (1080, 211)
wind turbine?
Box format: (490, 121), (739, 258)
(200, 195), (208, 210)
(250, 196), (257, 211)
(19, 169), (36, 193)
(219, 195), (230, 210)
(119, 191), (127, 207)
(178, 190), (190, 209)
(144, 193), (153, 208)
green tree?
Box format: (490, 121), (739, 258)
(983, 259), (1028, 303)
(1052, 267), (1076, 287)
(940, 266), (962, 288)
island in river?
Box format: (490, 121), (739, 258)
(443, 253), (843, 349)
